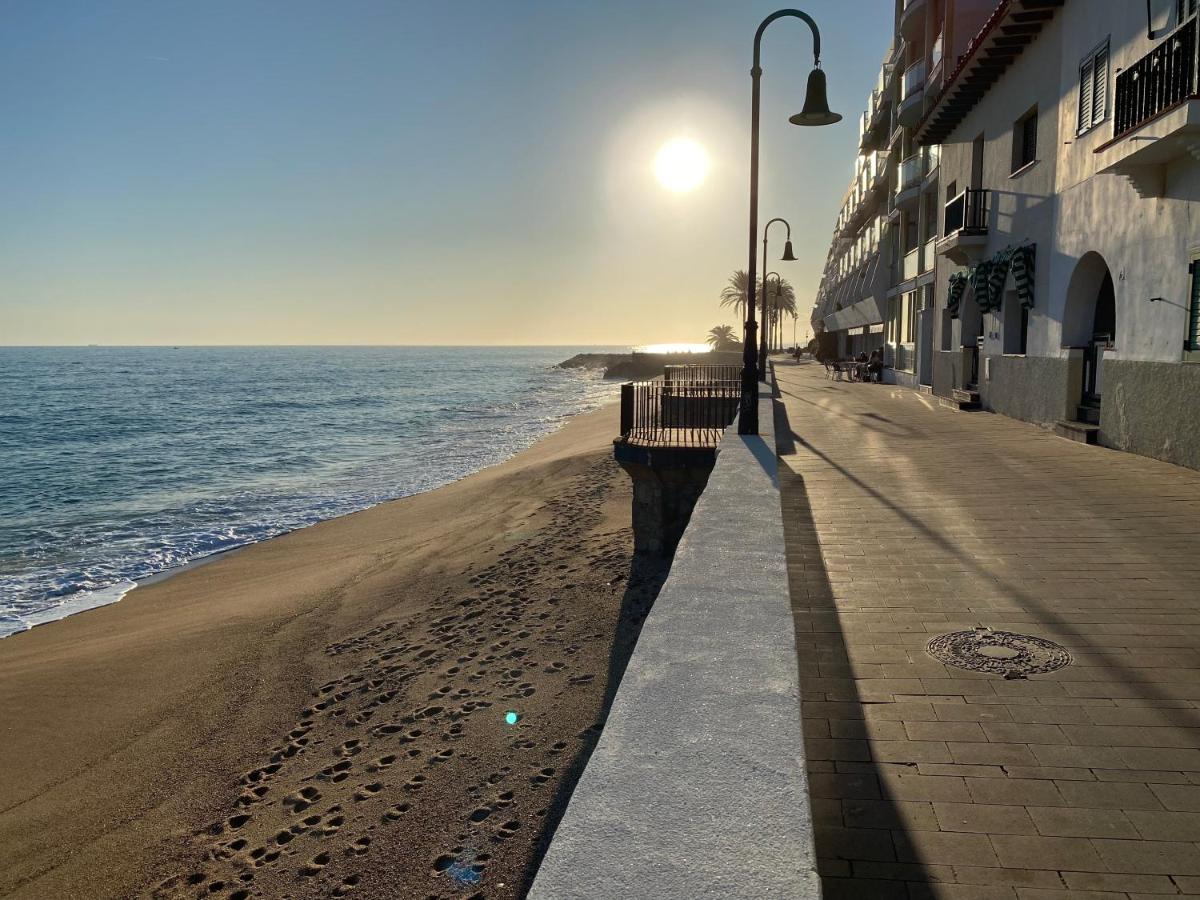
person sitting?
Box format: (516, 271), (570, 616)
(855, 351), (868, 382)
(868, 348), (884, 383)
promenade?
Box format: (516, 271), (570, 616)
(775, 360), (1200, 899)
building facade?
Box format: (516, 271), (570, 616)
(811, 0), (997, 385)
(815, 0), (1200, 471)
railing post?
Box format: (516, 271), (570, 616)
(620, 383), (633, 437)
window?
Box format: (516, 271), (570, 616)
(1078, 39), (1110, 134)
(1188, 258), (1200, 354)
(905, 292), (918, 344)
(1180, 0), (1198, 24)
(1012, 106), (1038, 172)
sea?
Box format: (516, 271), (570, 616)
(0, 346), (621, 638)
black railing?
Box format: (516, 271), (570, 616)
(618, 379), (740, 448)
(943, 188), (989, 237)
(1115, 17), (1197, 137)
(663, 364), (741, 386)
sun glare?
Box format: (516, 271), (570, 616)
(654, 137), (709, 192)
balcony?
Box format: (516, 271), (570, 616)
(936, 188), (989, 265)
(894, 153), (922, 211)
(902, 247), (920, 283)
(922, 143), (940, 180)
(899, 0), (927, 44)
(1115, 18), (1196, 138)
(898, 60), (926, 127)
(1096, 18), (1200, 199)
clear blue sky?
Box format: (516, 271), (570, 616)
(0, 1), (894, 345)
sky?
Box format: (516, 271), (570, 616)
(0, 1), (895, 347)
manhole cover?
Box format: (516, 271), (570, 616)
(927, 627), (1072, 679)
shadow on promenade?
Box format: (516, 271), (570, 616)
(776, 395), (937, 897)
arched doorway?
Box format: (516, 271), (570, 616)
(1063, 252), (1116, 419)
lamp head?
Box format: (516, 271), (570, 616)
(789, 66), (842, 127)
(781, 240), (797, 262)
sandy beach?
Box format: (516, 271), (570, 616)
(0, 401), (665, 900)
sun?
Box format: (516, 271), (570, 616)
(654, 137), (709, 192)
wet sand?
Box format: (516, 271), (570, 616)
(0, 402), (667, 899)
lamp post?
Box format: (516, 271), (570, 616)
(760, 225), (794, 380)
(739, 8), (841, 435)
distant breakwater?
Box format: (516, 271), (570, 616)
(558, 351), (742, 381)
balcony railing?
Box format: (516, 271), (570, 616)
(903, 247), (920, 281)
(1114, 17), (1198, 137)
(931, 32), (944, 71)
(943, 188), (989, 236)
(923, 237), (936, 273)
(618, 378), (740, 449)
(922, 143), (940, 176)
(899, 153), (922, 191)
(902, 60), (926, 101)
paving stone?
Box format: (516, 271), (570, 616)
(965, 778), (1064, 807)
(775, 365), (1200, 898)
(1089, 837), (1200, 874)
(1052, 780), (1163, 810)
(1025, 806), (1139, 839)
(893, 830), (1001, 867)
(988, 835), (1106, 872)
(932, 802), (1036, 835)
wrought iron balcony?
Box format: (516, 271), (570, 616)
(1115, 18), (1197, 138)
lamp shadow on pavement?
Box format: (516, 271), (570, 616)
(775, 396), (938, 897)
(783, 411), (1200, 733)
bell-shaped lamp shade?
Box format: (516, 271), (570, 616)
(790, 67), (842, 127)
(781, 240), (797, 262)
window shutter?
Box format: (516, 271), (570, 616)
(1189, 263), (1200, 350)
(1079, 58), (1094, 133)
(1092, 45), (1109, 127)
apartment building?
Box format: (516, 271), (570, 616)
(811, 0), (996, 384)
(921, 0), (1200, 470)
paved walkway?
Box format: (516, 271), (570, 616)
(775, 360), (1200, 900)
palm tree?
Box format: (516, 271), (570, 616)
(706, 324), (738, 351)
(765, 277), (797, 352)
(719, 270), (752, 323)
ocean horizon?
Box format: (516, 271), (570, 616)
(0, 345), (624, 637)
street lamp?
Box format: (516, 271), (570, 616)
(760, 221), (794, 381)
(739, 8), (841, 435)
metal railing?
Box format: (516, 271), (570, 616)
(1114, 17), (1198, 137)
(899, 153), (922, 191)
(663, 364), (741, 386)
(943, 188), (989, 236)
(902, 60), (926, 101)
(618, 380), (741, 449)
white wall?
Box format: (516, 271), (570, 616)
(1053, 0), (1199, 363)
(933, 9), (1063, 358)
(932, 0), (1200, 366)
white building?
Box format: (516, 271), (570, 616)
(812, 0), (998, 382)
(816, 0), (1200, 471)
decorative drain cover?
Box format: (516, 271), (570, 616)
(927, 627), (1072, 679)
